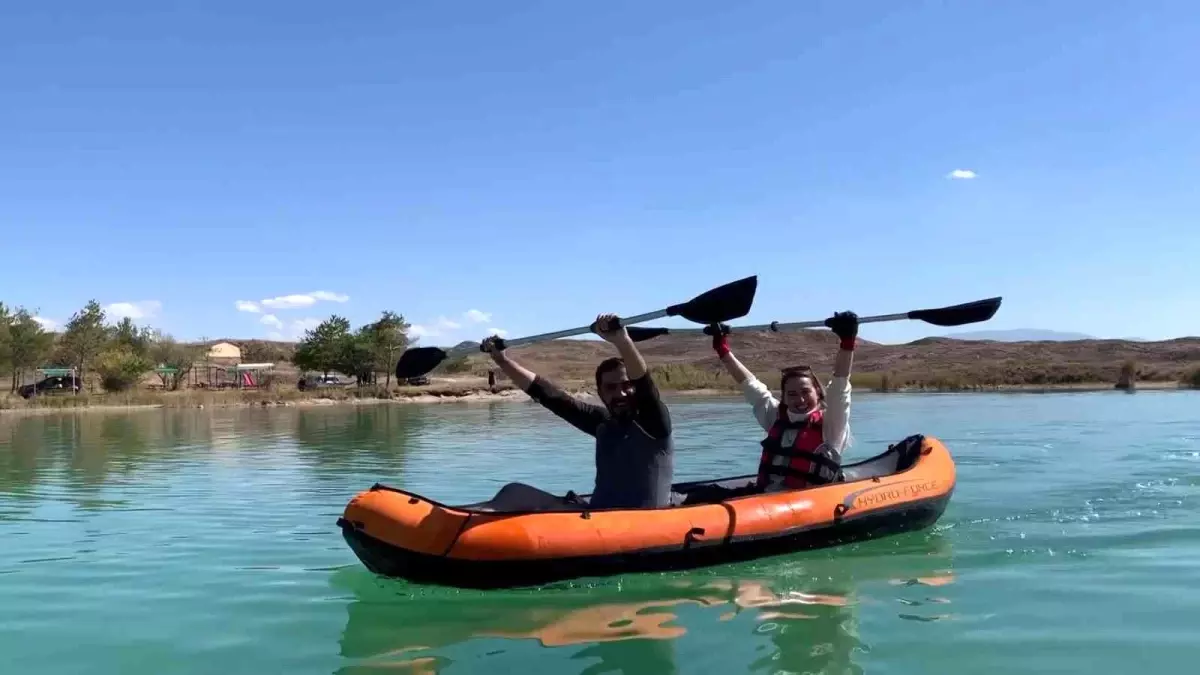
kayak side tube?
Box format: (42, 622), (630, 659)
(337, 433), (955, 588)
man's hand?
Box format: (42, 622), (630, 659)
(592, 313), (630, 345)
(481, 334), (538, 390)
(481, 334), (508, 363)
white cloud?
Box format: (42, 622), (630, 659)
(265, 317), (321, 341)
(408, 310), (506, 343)
(261, 294), (318, 310)
(32, 316), (58, 330)
(236, 290), (350, 313)
(408, 316), (462, 338)
(237, 290), (349, 339)
(947, 169), (977, 180)
(464, 309), (492, 324)
(105, 300), (163, 320)
(310, 291), (350, 303)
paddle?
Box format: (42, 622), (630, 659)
(394, 275), (759, 379)
(623, 296), (1003, 342)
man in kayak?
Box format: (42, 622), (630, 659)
(683, 310), (859, 504)
(478, 313), (674, 511)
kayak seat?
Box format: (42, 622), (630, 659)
(839, 434), (925, 483)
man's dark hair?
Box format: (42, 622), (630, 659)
(595, 356), (625, 390)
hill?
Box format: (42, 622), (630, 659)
(421, 330), (1200, 390)
(168, 330), (1200, 393)
(940, 328), (1096, 342)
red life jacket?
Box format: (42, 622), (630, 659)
(757, 406), (843, 490)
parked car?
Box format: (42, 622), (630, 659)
(404, 375), (430, 386)
(18, 376), (82, 399)
(297, 374), (344, 391)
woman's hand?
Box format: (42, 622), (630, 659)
(825, 311), (859, 351)
(706, 322), (731, 357)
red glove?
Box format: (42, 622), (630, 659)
(708, 323), (731, 357)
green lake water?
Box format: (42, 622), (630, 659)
(2, 391), (1199, 674)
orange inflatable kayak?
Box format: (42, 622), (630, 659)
(337, 433), (955, 588)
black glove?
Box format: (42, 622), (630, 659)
(480, 335), (508, 354)
(824, 311), (859, 350)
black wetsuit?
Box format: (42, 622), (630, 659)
(524, 373), (674, 509)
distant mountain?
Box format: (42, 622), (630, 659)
(941, 328), (1096, 342)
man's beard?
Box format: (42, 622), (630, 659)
(607, 398), (633, 417)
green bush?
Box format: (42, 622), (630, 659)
(94, 346), (151, 392)
(1184, 367), (1200, 389)
(440, 355), (474, 374)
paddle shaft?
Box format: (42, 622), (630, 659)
(394, 275), (760, 379)
(656, 310), (920, 336)
(496, 309), (667, 348)
(412, 309), (672, 362)
(429, 309), (673, 362)
(464, 274), (757, 351)
(627, 296), (1002, 340)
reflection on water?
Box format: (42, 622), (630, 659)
(0, 405), (429, 496)
(333, 533), (954, 675)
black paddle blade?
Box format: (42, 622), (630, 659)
(908, 296), (1003, 327)
(665, 275), (758, 325)
(626, 326), (671, 342)
(395, 347), (450, 379)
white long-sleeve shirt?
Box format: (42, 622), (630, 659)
(738, 373), (852, 463)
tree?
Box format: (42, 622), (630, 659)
(342, 329), (377, 386)
(93, 316), (156, 393)
(148, 332), (201, 390)
(363, 310), (411, 388)
(56, 300), (109, 392)
(0, 302), (11, 389)
(240, 340), (293, 364)
(111, 317), (153, 357)
(93, 344), (152, 392)
(6, 308), (54, 392)
(292, 315), (354, 375)
(0, 302), (10, 373)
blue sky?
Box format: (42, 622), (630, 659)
(2, 1), (1197, 346)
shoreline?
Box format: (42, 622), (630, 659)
(1, 380), (1189, 416)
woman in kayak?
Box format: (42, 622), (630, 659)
(684, 311), (858, 503)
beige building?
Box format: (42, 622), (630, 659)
(206, 342), (242, 361)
